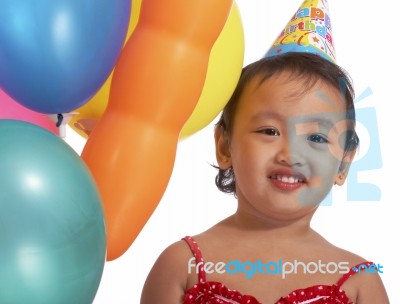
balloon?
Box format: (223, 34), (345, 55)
(180, 2), (244, 138)
(0, 88), (58, 134)
(0, 0), (131, 114)
(68, 0), (142, 138)
(0, 120), (106, 304)
(82, 0), (233, 260)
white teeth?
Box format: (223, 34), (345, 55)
(275, 175), (302, 184)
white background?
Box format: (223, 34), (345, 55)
(65, 1), (399, 302)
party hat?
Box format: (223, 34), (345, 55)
(265, 0), (335, 62)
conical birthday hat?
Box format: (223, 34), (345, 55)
(265, 0), (335, 62)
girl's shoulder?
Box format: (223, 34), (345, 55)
(141, 239), (195, 303)
(151, 238), (196, 276)
(315, 237), (389, 302)
(337, 249), (389, 303)
(145, 222), (228, 278)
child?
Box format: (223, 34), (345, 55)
(140, 52), (389, 303)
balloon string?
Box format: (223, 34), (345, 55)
(56, 114), (64, 127)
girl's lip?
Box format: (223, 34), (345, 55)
(268, 169), (307, 191)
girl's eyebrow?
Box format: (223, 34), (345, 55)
(294, 118), (339, 135)
(311, 117), (335, 130)
(251, 110), (284, 122)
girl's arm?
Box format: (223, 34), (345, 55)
(141, 241), (190, 304)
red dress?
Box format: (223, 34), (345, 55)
(182, 236), (374, 304)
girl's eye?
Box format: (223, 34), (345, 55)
(307, 134), (328, 144)
(257, 128), (280, 136)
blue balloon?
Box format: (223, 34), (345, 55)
(0, 120), (106, 304)
(0, 0), (131, 114)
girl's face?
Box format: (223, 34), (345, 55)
(217, 71), (354, 222)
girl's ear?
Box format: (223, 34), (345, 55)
(334, 148), (356, 186)
(214, 126), (232, 169)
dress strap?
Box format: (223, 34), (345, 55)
(182, 236), (207, 284)
(336, 261), (375, 288)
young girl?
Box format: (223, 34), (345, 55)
(141, 52), (389, 303)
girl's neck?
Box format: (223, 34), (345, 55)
(225, 207), (318, 241)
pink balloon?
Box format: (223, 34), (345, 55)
(0, 89), (58, 134)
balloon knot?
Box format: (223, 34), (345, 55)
(56, 114), (64, 127)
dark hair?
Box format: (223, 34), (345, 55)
(214, 52), (359, 195)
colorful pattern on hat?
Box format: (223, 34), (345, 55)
(265, 0), (335, 62)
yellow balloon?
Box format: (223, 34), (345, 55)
(180, 2), (244, 138)
(68, 0), (142, 138)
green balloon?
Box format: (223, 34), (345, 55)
(0, 120), (106, 304)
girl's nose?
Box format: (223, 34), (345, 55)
(276, 137), (305, 167)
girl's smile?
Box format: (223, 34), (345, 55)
(268, 168), (307, 192)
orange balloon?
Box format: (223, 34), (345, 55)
(82, 0), (233, 261)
